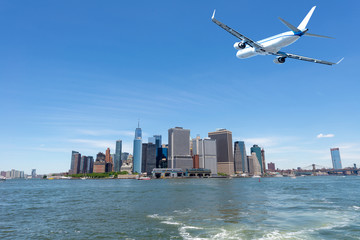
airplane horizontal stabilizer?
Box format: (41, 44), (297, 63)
(278, 17), (300, 32)
(304, 32), (334, 39)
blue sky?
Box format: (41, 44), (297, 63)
(1, 0), (359, 174)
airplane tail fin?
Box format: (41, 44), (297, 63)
(278, 6), (334, 39)
(298, 6), (316, 30)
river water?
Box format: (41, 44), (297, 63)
(1, 176), (360, 239)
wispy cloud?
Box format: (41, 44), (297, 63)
(76, 129), (134, 137)
(317, 133), (335, 138)
(68, 139), (133, 154)
(238, 137), (279, 148)
(69, 139), (115, 149)
(29, 147), (69, 153)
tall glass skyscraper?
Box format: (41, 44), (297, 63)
(330, 148), (342, 169)
(251, 145), (263, 174)
(153, 135), (162, 149)
(133, 124), (142, 173)
(135, 121), (142, 139)
(234, 141), (248, 173)
(115, 140), (122, 172)
(70, 151), (81, 174)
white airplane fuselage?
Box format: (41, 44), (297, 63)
(236, 31), (300, 59)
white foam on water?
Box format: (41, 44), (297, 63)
(353, 206), (360, 210)
(212, 228), (241, 240)
(179, 225), (209, 240)
(259, 218), (353, 240)
(147, 213), (160, 219)
(147, 214), (172, 221)
(174, 208), (192, 214)
(161, 220), (181, 225)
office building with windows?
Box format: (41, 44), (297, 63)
(142, 143), (157, 175)
(191, 137), (217, 175)
(114, 140), (122, 172)
(234, 141), (248, 174)
(330, 148), (342, 169)
(208, 129), (234, 175)
(133, 123), (143, 173)
(251, 145), (263, 174)
(168, 127), (193, 171)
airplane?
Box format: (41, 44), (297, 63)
(211, 6), (343, 65)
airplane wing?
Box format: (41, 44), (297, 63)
(211, 10), (264, 51)
(271, 51), (344, 66)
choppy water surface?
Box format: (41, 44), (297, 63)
(1, 176), (360, 239)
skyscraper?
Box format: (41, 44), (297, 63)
(70, 151), (81, 174)
(248, 152), (261, 176)
(251, 145), (263, 174)
(208, 129), (234, 175)
(105, 148), (113, 172)
(234, 141), (248, 173)
(31, 169), (36, 178)
(261, 148), (266, 174)
(114, 140), (122, 172)
(157, 145), (168, 168)
(69, 151), (80, 174)
(168, 127), (193, 170)
(133, 123), (142, 173)
(153, 135), (162, 149)
(191, 137), (217, 174)
(135, 121), (142, 139)
(87, 156), (94, 173)
(142, 143), (157, 175)
(80, 156), (88, 173)
(330, 148), (342, 169)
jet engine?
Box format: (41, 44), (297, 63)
(233, 41), (246, 50)
(273, 57), (286, 64)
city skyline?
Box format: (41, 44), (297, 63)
(1, 0), (359, 174)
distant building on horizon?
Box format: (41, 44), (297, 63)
(31, 169), (36, 178)
(133, 123), (142, 173)
(4, 169), (24, 179)
(268, 162), (275, 172)
(330, 148), (342, 169)
(93, 152), (106, 173)
(208, 129), (234, 175)
(168, 127), (193, 171)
